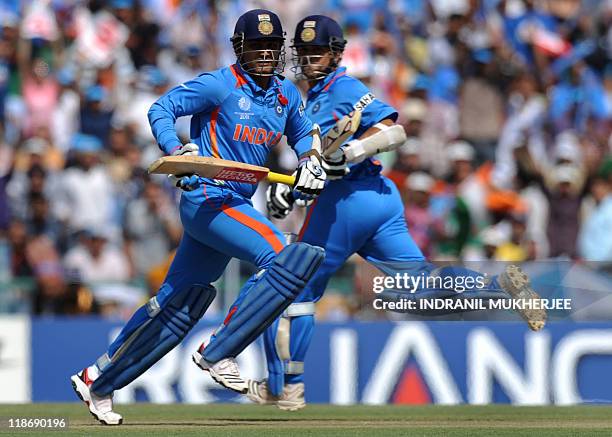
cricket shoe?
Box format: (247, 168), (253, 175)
(277, 382), (306, 411)
(498, 265), (547, 331)
(70, 368), (123, 426)
(246, 379), (277, 405)
(247, 379), (306, 411)
(192, 344), (248, 394)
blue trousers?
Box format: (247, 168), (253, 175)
(98, 183), (288, 391)
(263, 175), (425, 395)
(296, 175), (425, 301)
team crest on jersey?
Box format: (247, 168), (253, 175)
(238, 96), (251, 111)
(312, 102), (321, 113)
(276, 105), (284, 116)
(301, 28), (316, 42)
(298, 102), (305, 117)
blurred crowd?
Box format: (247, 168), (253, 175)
(0, 0), (610, 318)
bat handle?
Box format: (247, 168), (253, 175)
(267, 172), (295, 186)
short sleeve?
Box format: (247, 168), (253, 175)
(328, 77), (398, 137)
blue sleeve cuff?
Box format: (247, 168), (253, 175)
(294, 135), (314, 160)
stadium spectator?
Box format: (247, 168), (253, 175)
(115, 66), (169, 145)
(53, 134), (117, 236)
(0, 0), (610, 317)
(403, 171), (445, 257)
(386, 137), (423, 190)
(458, 50), (505, 163)
(6, 137), (60, 220)
(579, 175), (612, 263)
(7, 219), (33, 278)
(25, 192), (66, 252)
(63, 228), (130, 284)
(51, 68), (80, 153)
(124, 178), (181, 278)
(21, 58), (59, 137)
(79, 85), (113, 146)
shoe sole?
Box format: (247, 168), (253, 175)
(70, 375), (123, 426)
(277, 401), (306, 411)
(191, 353), (248, 394)
(499, 265), (547, 331)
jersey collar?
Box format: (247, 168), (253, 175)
(308, 67), (347, 97)
(231, 63), (282, 95)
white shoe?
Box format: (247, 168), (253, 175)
(192, 346), (248, 394)
(70, 369), (123, 426)
(246, 379), (306, 411)
(277, 383), (306, 411)
(498, 265), (547, 331)
(246, 379), (277, 405)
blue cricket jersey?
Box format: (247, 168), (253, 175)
(305, 66), (398, 179)
(148, 63), (314, 198)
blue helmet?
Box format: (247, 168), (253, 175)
(231, 9), (286, 77)
(291, 15), (347, 80)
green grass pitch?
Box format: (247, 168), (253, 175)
(1, 404), (612, 436)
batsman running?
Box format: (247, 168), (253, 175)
(247, 16), (547, 411)
(69, 9), (327, 425)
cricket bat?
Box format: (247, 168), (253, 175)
(322, 110), (362, 157)
(147, 156), (295, 186)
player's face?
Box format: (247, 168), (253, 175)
(241, 39), (284, 76)
(294, 46), (337, 80)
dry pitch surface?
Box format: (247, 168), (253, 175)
(1, 404), (611, 436)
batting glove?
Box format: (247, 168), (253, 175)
(293, 152), (326, 201)
(322, 148), (349, 180)
(168, 143), (201, 191)
(266, 183), (294, 219)
(171, 142), (199, 156)
(168, 174), (200, 191)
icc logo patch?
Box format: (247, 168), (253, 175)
(312, 102), (320, 113)
(238, 96), (251, 111)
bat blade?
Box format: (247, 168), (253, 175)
(148, 156), (270, 185)
(322, 110), (362, 157)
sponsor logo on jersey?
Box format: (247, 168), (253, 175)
(298, 102), (305, 117)
(233, 124), (282, 146)
(312, 102), (321, 113)
(353, 92), (375, 111)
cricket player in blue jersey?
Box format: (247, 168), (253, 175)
(69, 9), (328, 425)
(247, 15), (546, 410)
